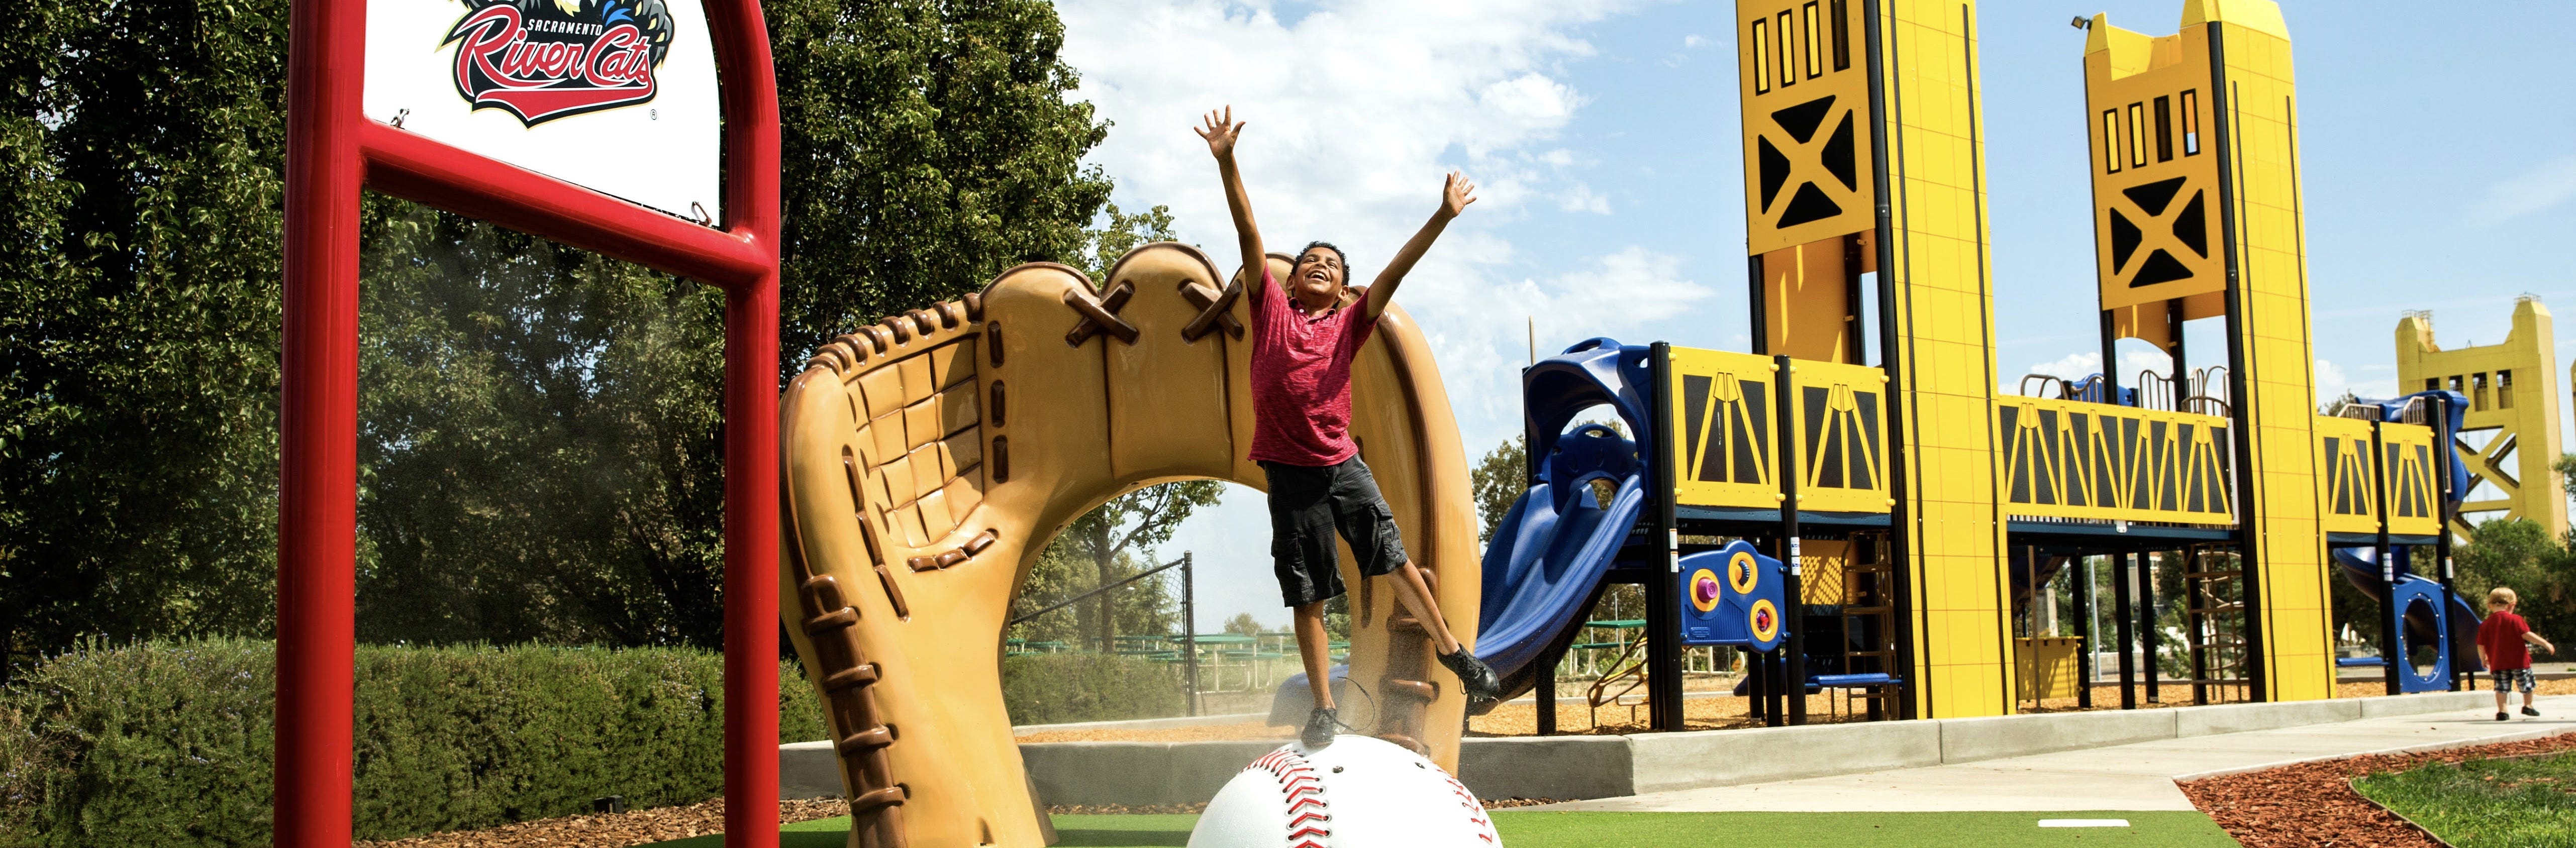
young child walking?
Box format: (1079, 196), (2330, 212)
(1196, 106), (1502, 749)
(2478, 586), (2555, 721)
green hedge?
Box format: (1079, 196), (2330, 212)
(1000, 654), (1185, 726)
(0, 639), (824, 846)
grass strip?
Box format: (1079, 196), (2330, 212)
(2354, 750), (2576, 846)
(651, 811), (2239, 848)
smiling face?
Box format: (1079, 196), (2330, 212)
(1290, 246), (1345, 309)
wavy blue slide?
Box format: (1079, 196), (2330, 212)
(1272, 340), (1658, 716)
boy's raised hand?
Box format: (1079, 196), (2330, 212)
(1197, 107), (1244, 160)
(1438, 171), (1478, 220)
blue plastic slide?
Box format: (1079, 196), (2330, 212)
(1473, 423), (1646, 698)
(2331, 546), (2481, 689)
(1271, 339), (1659, 716)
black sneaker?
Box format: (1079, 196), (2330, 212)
(1302, 706), (1341, 749)
(2524, 706), (2542, 717)
(1438, 648), (1503, 715)
(2499, 711), (2512, 721)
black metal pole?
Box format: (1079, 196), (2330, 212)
(1009, 554), (1193, 627)
(2373, 420), (2400, 695)
(1182, 553), (1198, 716)
(1646, 342), (1686, 731)
(1777, 355), (1808, 725)
(1749, 646), (1768, 719)
(1536, 641), (1557, 735)
(2433, 395), (2462, 691)
(2075, 554), (2096, 709)
(2142, 552), (2161, 702)
(2114, 552), (2137, 709)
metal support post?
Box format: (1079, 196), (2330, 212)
(1645, 342), (1686, 731)
(2075, 555), (2096, 709)
(2372, 421), (2400, 695)
(1776, 355), (1807, 725)
(2114, 552), (2137, 709)
(1182, 553), (1198, 716)
(2432, 395), (2462, 691)
(1536, 641), (1557, 735)
(2142, 553), (2161, 702)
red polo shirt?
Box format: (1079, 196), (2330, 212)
(2482, 610), (2533, 670)
(1247, 270), (1377, 467)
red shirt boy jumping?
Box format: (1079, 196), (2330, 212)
(1197, 106), (1502, 749)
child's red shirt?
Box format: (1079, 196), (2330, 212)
(2481, 610), (2533, 670)
(1246, 270), (1377, 467)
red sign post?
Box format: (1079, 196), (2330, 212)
(277, 0), (780, 843)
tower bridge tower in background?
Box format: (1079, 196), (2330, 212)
(2394, 298), (2567, 539)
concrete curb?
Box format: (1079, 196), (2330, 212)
(778, 690), (2514, 803)
(1010, 711), (1265, 734)
(2168, 723), (2576, 781)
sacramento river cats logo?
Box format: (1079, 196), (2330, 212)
(441, 0), (674, 126)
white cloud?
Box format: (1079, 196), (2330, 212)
(2313, 358), (2349, 402)
(1558, 182), (1611, 214)
(1683, 34), (1707, 48)
(1408, 245), (1715, 434)
(2468, 154), (2576, 226)
(2012, 350), (2175, 394)
(1057, 0), (1668, 446)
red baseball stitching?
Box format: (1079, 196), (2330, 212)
(1437, 770), (1497, 842)
(1245, 747), (1330, 848)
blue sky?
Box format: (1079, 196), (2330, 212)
(1054, 1), (2576, 632)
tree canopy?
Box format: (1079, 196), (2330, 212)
(0, 0), (1127, 671)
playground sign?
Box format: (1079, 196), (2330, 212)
(362, 0), (722, 220)
(280, 0), (778, 844)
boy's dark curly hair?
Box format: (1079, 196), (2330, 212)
(1297, 241), (1352, 285)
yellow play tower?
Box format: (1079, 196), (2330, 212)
(1653, 0), (2460, 726)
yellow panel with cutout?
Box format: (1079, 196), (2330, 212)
(1666, 345), (1780, 510)
(2383, 422), (2441, 538)
(1788, 358), (1892, 513)
(2314, 416), (2376, 537)
(2000, 397), (2234, 525)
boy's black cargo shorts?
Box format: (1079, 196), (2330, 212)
(1261, 455), (1408, 607)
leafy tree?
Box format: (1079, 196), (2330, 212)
(1223, 612), (1263, 637)
(1074, 202), (1178, 282)
(0, 0), (292, 679)
(770, 0), (1113, 378)
(1471, 435), (1528, 544)
(0, 0), (1124, 665)
(1045, 482), (1225, 652)
(2554, 453), (2576, 508)
(353, 203), (727, 647)
(2452, 517), (2576, 640)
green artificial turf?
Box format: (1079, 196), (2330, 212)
(646, 811), (2240, 847)
(2353, 750), (2576, 846)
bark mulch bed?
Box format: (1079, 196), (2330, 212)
(2179, 729), (2576, 847)
(354, 798), (846, 848)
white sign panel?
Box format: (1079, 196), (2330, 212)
(364, 0), (722, 224)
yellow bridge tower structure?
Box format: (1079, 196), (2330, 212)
(2395, 299), (2567, 539)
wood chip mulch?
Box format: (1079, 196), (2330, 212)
(2179, 729), (2576, 847)
(354, 798), (847, 848)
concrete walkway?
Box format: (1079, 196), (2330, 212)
(1538, 694), (2576, 812)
